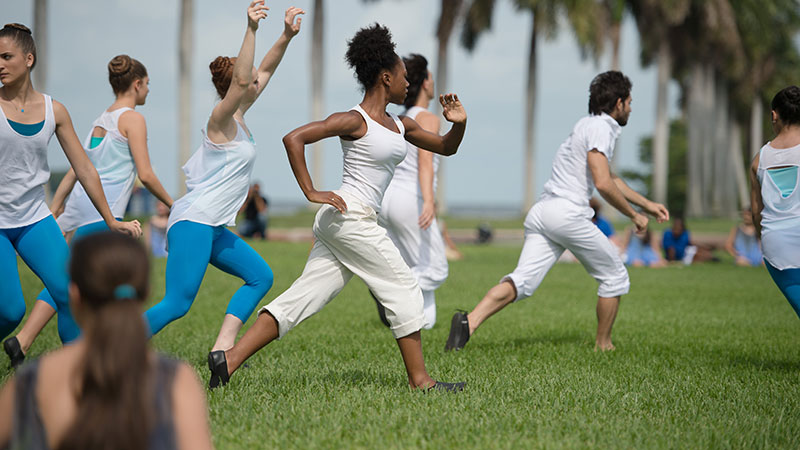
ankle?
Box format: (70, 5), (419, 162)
(14, 335), (31, 354)
(408, 375), (435, 389)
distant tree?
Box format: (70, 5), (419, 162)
(178, 0), (194, 195)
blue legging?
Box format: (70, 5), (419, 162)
(765, 260), (800, 319)
(144, 220), (273, 336)
(0, 216), (80, 343)
(37, 220), (110, 310)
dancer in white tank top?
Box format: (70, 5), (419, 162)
(5, 55), (173, 367)
(0, 24), (140, 365)
(445, 71), (669, 353)
(145, 3), (305, 369)
(209, 24), (468, 392)
(377, 54), (448, 329)
(750, 86), (800, 319)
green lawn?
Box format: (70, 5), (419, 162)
(3, 240), (799, 449)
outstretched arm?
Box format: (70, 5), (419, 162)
(611, 173), (669, 222)
(240, 6), (304, 114)
(403, 94), (466, 156)
(53, 100), (141, 237)
(121, 111), (173, 208)
(282, 111), (365, 213)
(414, 112), (440, 229)
(207, 1), (268, 140)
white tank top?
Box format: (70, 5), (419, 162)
(168, 122), (256, 231)
(388, 106), (441, 197)
(0, 94), (56, 228)
(339, 105), (407, 212)
(57, 108), (137, 232)
(757, 142), (800, 269)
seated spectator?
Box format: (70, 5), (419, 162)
(662, 217), (692, 263)
(623, 227), (666, 267)
(144, 201), (169, 258)
(0, 233), (212, 450)
(238, 183), (269, 240)
(590, 197), (615, 238)
(725, 206), (762, 266)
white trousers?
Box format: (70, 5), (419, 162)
(504, 196), (630, 301)
(378, 184), (448, 328)
(262, 191), (425, 339)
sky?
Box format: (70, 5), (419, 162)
(5, 0), (681, 212)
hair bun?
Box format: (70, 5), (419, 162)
(209, 56), (233, 78)
(108, 54), (133, 77)
(3, 23), (32, 34)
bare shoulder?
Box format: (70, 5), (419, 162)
(118, 109), (146, 129)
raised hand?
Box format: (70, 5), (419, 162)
(439, 94), (466, 124)
(247, 0), (269, 30)
(307, 190), (348, 214)
(110, 219), (143, 238)
(284, 6), (305, 37)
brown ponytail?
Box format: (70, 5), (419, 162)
(209, 55), (236, 98)
(57, 233), (152, 450)
(0, 23), (37, 69)
(108, 54), (148, 96)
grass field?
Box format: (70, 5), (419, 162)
(3, 239), (799, 449)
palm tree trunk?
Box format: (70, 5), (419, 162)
(652, 40), (671, 206)
(522, 11), (539, 212)
(686, 62), (704, 217)
(730, 117), (749, 211)
(178, 0), (194, 196)
(310, 0), (325, 200)
(749, 94), (763, 158)
(701, 63), (716, 215)
(711, 76), (729, 216)
(32, 0), (47, 91)
(434, 0), (463, 215)
(609, 21), (621, 71)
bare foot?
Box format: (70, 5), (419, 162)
(595, 342), (616, 352)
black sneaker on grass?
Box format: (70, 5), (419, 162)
(3, 336), (25, 369)
(444, 311), (470, 351)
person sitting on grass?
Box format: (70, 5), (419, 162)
(624, 226), (666, 268)
(724, 206), (762, 267)
(0, 232), (212, 450)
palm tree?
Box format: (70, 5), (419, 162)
(463, 0), (603, 213)
(310, 0), (325, 196)
(178, 0), (194, 195)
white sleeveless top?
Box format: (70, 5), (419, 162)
(168, 122), (256, 232)
(57, 108), (137, 232)
(0, 94), (56, 228)
(339, 105), (407, 212)
(757, 142), (800, 269)
(388, 106), (441, 197)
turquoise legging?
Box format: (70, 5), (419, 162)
(144, 220), (274, 336)
(765, 260), (800, 319)
(37, 220), (111, 310)
(0, 216), (80, 343)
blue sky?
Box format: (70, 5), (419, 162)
(5, 0), (680, 211)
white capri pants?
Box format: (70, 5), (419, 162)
(504, 196), (630, 301)
(261, 191), (425, 339)
(378, 184), (449, 292)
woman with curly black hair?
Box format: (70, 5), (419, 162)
(208, 24), (467, 391)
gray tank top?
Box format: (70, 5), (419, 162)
(6, 354), (179, 450)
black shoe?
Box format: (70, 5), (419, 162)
(207, 350), (230, 390)
(428, 381), (466, 393)
(444, 311), (470, 351)
(369, 289), (391, 328)
(3, 337), (25, 369)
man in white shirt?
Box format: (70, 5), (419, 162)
(445, 71), (669, 352)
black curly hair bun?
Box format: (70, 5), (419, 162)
(345, 23), (399, 91)
(772, 86), (800, 126)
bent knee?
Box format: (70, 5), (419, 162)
(597, 271), (630, 298)
(247, 264), (274, 294)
